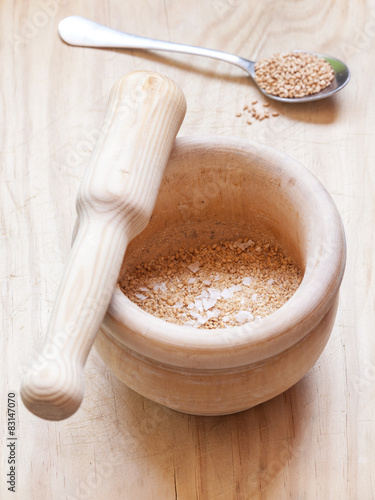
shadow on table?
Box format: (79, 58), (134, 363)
(105, 371), (312, 498)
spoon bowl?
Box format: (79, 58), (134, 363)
(58, 15), (350, 103)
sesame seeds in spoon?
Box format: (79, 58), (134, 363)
(58, 15), (350, 103)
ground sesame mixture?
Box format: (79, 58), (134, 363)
(120, 238), (302, 329)
(254, 52), (335, 99)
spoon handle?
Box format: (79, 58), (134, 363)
(21, 71), (186, 420)
(58, 16), (254, 76)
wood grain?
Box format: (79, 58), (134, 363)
(1, 0), (374, 498)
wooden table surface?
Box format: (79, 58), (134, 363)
(1, 1), (374, 499)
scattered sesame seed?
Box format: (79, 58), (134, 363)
(236, 101), (280, 123)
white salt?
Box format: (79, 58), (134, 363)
(235, 311), (254, 324)
(242, 277), (253, 286)
(173, 302), (184, 308)
(153, 282), (167, 293)
(202, 297), (217, 310)
(188, 299), (203, 312)
(187, 261), (200, 273)
(235, 239), (254, 251)
(208, 288), (222, 300)
(221, 284), (242, 299)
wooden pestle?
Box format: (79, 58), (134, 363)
(21, 71), (186, 420)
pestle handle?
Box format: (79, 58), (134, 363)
(21, 71), (186, 420)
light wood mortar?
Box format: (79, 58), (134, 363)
(97, 136), (346, 415)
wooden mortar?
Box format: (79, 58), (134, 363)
(96, 136), (346, 416)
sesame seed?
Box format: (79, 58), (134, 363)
(254, 52), (335, 99)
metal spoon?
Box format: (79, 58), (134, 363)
(58, 15), (350, 103)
